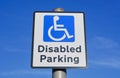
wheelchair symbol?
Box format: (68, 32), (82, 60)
(48, 16), (73, 41)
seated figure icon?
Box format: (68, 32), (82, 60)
(44, 15), (75, 42)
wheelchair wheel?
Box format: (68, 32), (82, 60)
(48, 26), (66, 41)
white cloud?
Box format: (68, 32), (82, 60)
(88, 36), (120, 57)
(88, 36), (120, 69)
(89, 57), (120, 69)
(89, 36), (119, 49)
(0, 69), (51, 76)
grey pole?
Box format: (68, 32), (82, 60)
(52, 69), (66, 78)
(53, 8), (64, 12)
(52, 8), (66, 78)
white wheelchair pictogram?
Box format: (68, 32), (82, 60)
(48, 16), (73, 41)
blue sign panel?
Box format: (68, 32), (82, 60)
(43, 15), (75, 42)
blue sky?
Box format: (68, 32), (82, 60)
(0, 0), (120, 78)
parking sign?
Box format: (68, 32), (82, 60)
(31, 12), (87, 68)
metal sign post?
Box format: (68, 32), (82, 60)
(31, 7), (87, 78)
(52, 69), (66, 78)
(52, 8), (66, 78)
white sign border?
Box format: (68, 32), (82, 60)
(31, 11), (87, 68)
